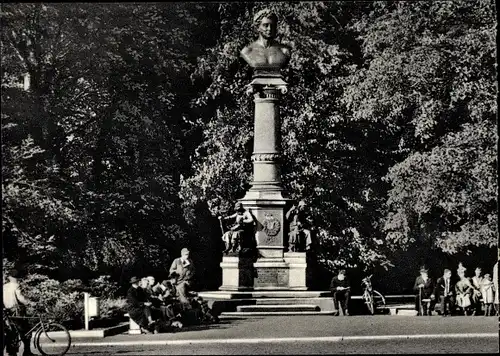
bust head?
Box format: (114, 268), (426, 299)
(253, 9), (278, 40)
(241, 8), (290, 71)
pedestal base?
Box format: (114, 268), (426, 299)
(219, 256), (255, 291)
(253, 260), (289, 289)
(284, 252), (308, 290)
(220, 253), (308, 290)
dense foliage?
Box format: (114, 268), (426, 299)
(2, 1), (497, 291)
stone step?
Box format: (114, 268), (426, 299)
(395, 309), (419, 316)
(221, 311), (336, 317)
(237, 304), (320, 313)
(198, 291), (332, 299)
(383, 304), (419, 316)
(255, 297), (331, 305)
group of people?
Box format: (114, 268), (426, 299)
(126, 248), (218, 334)
(414, 262), (499, 316)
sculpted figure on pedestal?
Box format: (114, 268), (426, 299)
(219, 202), (255, 255)
(286, 200), (313, 252)
(240, 9), (291, 70)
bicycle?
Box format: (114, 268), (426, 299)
(3, 309), (71, 356)
(361, 274), (386, 315)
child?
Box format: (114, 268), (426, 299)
(480, 274), (494, 316)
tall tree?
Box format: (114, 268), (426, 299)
(343, 0), (497, 256)
(1, 3), (209, 279)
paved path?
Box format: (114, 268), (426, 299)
(74, 315), (498, 342)
(31, 315), (499, 355)
(61, 338), (498, 355)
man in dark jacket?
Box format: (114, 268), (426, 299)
(330, 269), (351, 316)
(413, 266), (435, 316)
(434, 269), (455, 316)
(126, 276), (154, 333)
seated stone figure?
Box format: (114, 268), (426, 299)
(219, 202), (255, 254)
(286, 200), (312, 252)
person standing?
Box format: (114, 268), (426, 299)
(413, 266), (435, 316)
(471, 267), (483, 316)
(169, 248), (195, 307)
(434, 269), (454, 316)
(493, 259), (499, 315)
(480, 273), (495, 316)
(3, 269), (34, 356)
(330, 269), (351, 316)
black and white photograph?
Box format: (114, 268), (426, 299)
(1, 1), (498, 355)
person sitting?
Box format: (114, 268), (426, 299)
(145, 276), (165, 308)
(151, 279), (168, 299)
(330, 269), (351, 316)
(455, 271), (474, 316)
(146, 276), (156, 295)
(413, 266), (435, 316)
(434, 269), (454, 316)
(139, 277), (150, 294)
(169, 248), (195, 308)
(126, 276), (155, 334)
(196, 296), (219, 324)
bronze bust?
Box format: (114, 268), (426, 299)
(240, 9), (291, 70)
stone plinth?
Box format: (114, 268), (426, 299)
(253, 260), (289, 289)
(219, 256), (254, 291)
(284, 252), (307, 290)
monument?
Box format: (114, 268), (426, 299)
(218, 9), (308, 291)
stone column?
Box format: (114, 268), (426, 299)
(248, 85), (284, 195)
(239, 73), (292, 289)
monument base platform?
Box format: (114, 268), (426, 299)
(198, 290), (335, 316)
(219, 252), (308, 291)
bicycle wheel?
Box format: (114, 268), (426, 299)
(373, 290), (386, 308)
(35, 323), (71, 356)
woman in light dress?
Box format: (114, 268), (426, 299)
(455, 266), (473, 316)
(480, 274), (494, 316)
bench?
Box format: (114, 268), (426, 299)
(124, 313), (141, 335)
(423, 297), (484, 315)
